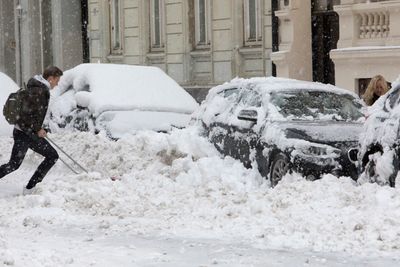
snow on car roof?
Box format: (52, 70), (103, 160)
(56, 63), (198, 116)
(206, 76), (359, 101)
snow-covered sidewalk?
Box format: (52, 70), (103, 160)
(1, 128), (400, 266)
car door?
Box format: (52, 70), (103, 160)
(228, 87), (263, 168)
(206, 87), (240, 155)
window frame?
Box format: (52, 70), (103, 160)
(109, 0), (123, 54)
(150, 0), (165, 51)
(244, 0), (262, 47)
(194, 0), (211, 49)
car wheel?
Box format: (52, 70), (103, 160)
(270, 153), (290, 187)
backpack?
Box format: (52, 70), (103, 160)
(3, 86), (27, 125)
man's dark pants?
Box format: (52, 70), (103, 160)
(0, 129), (59, 189)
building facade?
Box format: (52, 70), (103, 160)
(0, 0), (86, 86)
(331, 0), (400, 95)
(272, 0), (400, 96)
(2, 0), (399, 98)
(87, 0), (273, 100)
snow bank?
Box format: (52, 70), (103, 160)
(1, 127), (400, 262)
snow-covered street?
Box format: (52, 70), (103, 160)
(1, 127), (400, 266)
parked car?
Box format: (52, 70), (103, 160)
(0, 72), (19, 136)
(49, 64), (199, 139)
(352, 77), (400, 187)
(195, 77), (365, 186)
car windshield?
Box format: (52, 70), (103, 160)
(270, 90), (364, 122)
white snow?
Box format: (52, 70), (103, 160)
(0, 72), (19, 137)
(1, 127), (400, 266)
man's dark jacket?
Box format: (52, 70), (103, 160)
(18, 78), (50, 134)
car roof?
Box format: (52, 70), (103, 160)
(208, 76), (359, 100)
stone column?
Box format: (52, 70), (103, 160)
(18, 0), (41, 82)
(52, 0), (83, 70)
(270, 0), (312, 81)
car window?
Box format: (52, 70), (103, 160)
(219, 88), (240, 99)
(203, 88), (240, 122)
(238, 89), (262, 107)
(270, 90), (364, 122)
(218, 88), (240, 112)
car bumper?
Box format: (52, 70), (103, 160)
(292, 154), (358, 180)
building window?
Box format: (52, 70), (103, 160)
(194, 0), (210, 48)
(244, 0), (262, 46)
(110, 0), (122, 53)
(150, 0), (165, 50)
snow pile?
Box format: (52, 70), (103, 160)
(1, 127), (400, 264)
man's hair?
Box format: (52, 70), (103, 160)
(43, 66), (63, 79)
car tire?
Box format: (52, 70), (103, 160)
(270, 153), (290, 187)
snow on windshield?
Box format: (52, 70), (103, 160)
(270, 90), (364, 122)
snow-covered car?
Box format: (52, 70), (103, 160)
(354, 76), (400, 187)
(195, 77), (365, 186)
(49, 64), (199, 138)
(0, 72), (19, 136)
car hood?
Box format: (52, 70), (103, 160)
(273, 121), (363, 145)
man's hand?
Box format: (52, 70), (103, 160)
(37, 129), (47, 138)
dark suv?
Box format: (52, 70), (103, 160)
(353, 79), (400, 187)
(195, 77), (364, 186)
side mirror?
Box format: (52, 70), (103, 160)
(348, 148), (358, 163)
(238, 109), (258, 122)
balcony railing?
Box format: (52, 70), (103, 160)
(358, 11), (390, 39)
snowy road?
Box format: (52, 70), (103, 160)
(1, 128), (400, 266)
